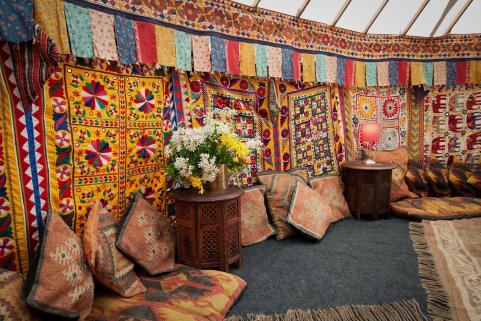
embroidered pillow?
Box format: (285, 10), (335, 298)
(449, 163), (476, 197)
(309, 176), (351, 218)
(117, 193), (175, 275)
(363, 148), (413, 201)
(405, 165), (429, 197)
(240, 186), (276, 246)
(1, 269), (36, 321)
(287, 182), (342, 240)
(25, 212), (94, 320)
(425, 158), (451, 197)
(84, 201), (145, 297)
(264, 173), (307, 240)
(257, 168), (308, 192)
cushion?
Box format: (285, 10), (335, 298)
(287, 182), (342, 240)
(363, 148), (412, 201)
(309, 176), (351, 218)
(25, 212), (94, 320)
(405, 166), (429, 197)
(391, 197), (481, 220)
(117, 193), (175, 275)
(257, 168), (309, 191)
(467, 168), (481, 197)
(84, 201), (145, 297)
(88, 265), (246, 321)
(425, 158), (451, 197)
(0, 269), (36, 320)
(449, 163), (476, 197)
(264, 173), (308, 240)
(240, 186), (276, 246)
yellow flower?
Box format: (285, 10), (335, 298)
(189, 175), (204, 194)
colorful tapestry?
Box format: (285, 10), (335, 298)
(423, 85), (481, 167)
(346, 87), (409, 160)
(43, 62), (171, 235)
(185, 72), (276, 186)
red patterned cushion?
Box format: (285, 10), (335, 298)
(449, 163), (476, 197)
(287, 182), (342, 240)
(117, 193), (175, 275)
(240, 186), (276, 246)
(425, 158), (451, 197)
(84, 201), (145, 297)
(309, 176), (351, 218)
(0, 269), (35, 320)
(25, 212), (94, 320)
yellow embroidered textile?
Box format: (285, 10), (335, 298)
(239, 42), (256, 77)
(410, 62), (425, 86)
(355, 61), (366, 87)
(33, 0), (70, 53)
(302, 53), (316, 83)
(155, 25), (176, 67)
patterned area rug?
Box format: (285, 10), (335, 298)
(410, 219), (481, 321)
(226, 299), (428, 321)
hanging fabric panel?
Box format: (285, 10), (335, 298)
(398, 61), (409, 86)
(64, 2), (94, 58)
(210, 36), (226, 72)
(423, 62), (433, 86)
(376, 61), (389, 86)
(292, 51), (301, 81)
(134, 20), (157, 64)
(433, 61), (447, 85)
(89, 10), (118, 61)
(114, 16), (137, 64)
(355, 60), (366, 87)
(302, 53), (315, 82)
(155, 25), (176, 67)
(336, 57), (346, 85)
(388, 61), (398, 85)
(175, 30), (192, 71)
(447, 61), (456, 87)
(226, 39), (240, 75)
(33, 0), (70, 53)
(326, 55), (337, 84)
(267, 46), (282, 78)
(366, 62), (377, 86)
(254, 44), (267, 77)
(0, 0), (33, 42)
(344, 59), (354, 87)
(470, 61), (481, 84)
(410, 62), (424, 86)
(281, 48), (293, 79)
(316, 54), (327, 83)
(239, 42), (255, 76)
(192, 35), (211, 72)
(456, 61), (467, 85)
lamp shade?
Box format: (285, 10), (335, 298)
(360, 123), (381, 144)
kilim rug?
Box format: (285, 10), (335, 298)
(226, 299), (428, 321)
(410, 218), (481, 321)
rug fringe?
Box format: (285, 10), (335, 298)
(409, 222), (452, 321)
(225, 298), (428, 321)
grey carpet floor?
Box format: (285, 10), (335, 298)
(228, 217), (427, 317)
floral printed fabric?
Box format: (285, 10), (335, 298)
(34, 0), (70, 53)
(336, 57), (346, 85)
(388, 61), (398, 85)
(114, 15), (137, 64)
(377, 61), (389, 86)
(64, 2), (94, 58)
(254, 44), (267, 77)
(267, 46), (282, 78)
(192, 35), (211, 72)
(155, 25), (176, 67)
(366, 62), (377, 86)
(325, 55), (337, 84)
(355, 60), (365, 87)
(302, 53), (316, 82)
(89, 9), (118, 61)
(281, 48), (293, 80)
(134, 21), (157, 64)
(316, 54), (327, 83)
(175, 30), (192, 71)
(226, 40), (240, 75)
(0, 0), (33, 42)
(240, 42), (256, 77)
(434, 61), (447, 85)
(210, 36), (226, 72)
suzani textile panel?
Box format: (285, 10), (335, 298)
(185, 73), (276, 186)
(423, 86), (481, 167)
(286, 85), (342, 177)
(346, 87), (408, 160)
(44, 63), (170, 234)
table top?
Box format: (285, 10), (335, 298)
(169, 186), (243, 202)
(342, 160), (396, 171)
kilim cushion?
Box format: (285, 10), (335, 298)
(467, 168), (481, 197)
(257, 168), (309, 192)
(240, 186), (276, 246)
(264, 173), (308, 240)
(363, 148), (413, 201)
(449, 163), (476, 197)
(0, 269), (36, 321)
(287, 182), (343, 240)
(84, 201), (145, 297)
(405, 166), (429, 198)
(391, 197), (481, 220)
(117, 193), (175, 275)
(309, 176), (351, 218)
(425, 158), (451, 197)
(24, 212), (94, 320)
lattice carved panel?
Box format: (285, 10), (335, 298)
(200, 204), (220, 225)
(224, 200), (239, 222)
(226, 222), (240, 260)
(201, 227), (219, 263)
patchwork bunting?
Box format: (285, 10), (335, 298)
(423, 62), (433, 86)
(134, 21), (156, 64)
(292, 51), (301, 81)
(254, 44), (267, 77)
(336, 57), (346, 85)
(366, 62), (377, 86)
(398, 61), (409, 86)
(175, 30), (192, 71)
(239, 42), (255, 77)
(155, 25), (176, 67)
(114, 16), (137, 65)
(281, 48), (293, 80)
(226, 40), (240, 75)
(0, 0), (33, 42)
(210, 36), (226, 72)
(456, 61), (467, 85)
(302, 53), (315, 82)
(64, 2), (94, 58)
(470, 61), (481, 85)
(355, 60), (366, 87)
(326, 55), (337, 84)
(89, 10), (118, 61)
(267, 46), (282, 78)
(192, 35), (211, 72)
(377, 61), (389, 86)
(316, 54), (327, 83)
(447, 61), (456, 87)
(344, 59), (354, 87)
(388, 61), (398, 85)
(33, 0), (70, 53)
(434, 61), (447, 86)
(410, 62), (424, 86)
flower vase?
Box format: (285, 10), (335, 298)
(206, 164), (228, 191)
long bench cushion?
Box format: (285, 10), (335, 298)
(391, 197), (481, 220)
(87, 265), (246, 321)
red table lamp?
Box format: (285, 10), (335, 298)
(360, 123), (380, 164)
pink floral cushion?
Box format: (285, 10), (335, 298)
(309, 176), (351, 218)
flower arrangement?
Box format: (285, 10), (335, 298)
(165, 110), (262, 194)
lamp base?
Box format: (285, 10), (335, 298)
(364, 159), (376, 165)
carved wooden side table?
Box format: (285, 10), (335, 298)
(171, 187), (243, 272)
(342, 161), (395, 220)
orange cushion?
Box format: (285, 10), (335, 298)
(425, 158), (451, 197)
(309, 176), (351, 218)
(84, 201), (145, 297)
(240, 186), (276, 246)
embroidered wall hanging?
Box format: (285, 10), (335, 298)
(43, 62), (171, 234)
(423, 85), (481, 167)
(346, 87), (409, 160)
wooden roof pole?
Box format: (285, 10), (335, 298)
(401, 0), (430, 35)
(296, 0), (311, 18)
(252, 0), (261, 8)
(430, 0), (457, 36)
(442, 0), (474, 35)
(331, 0), (352, 27)
(363, 0), (389, 34)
